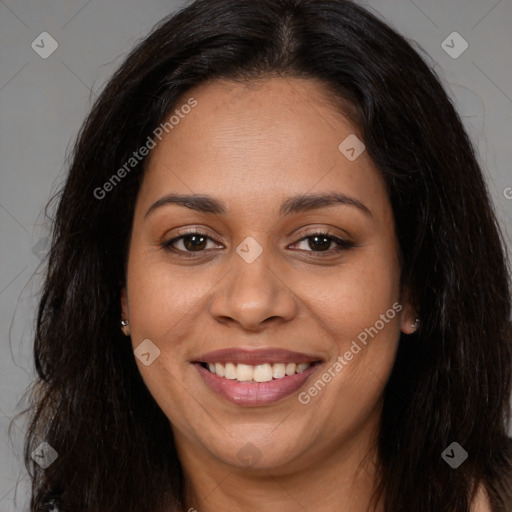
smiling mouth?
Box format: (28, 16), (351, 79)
(198, 361), (323, 383)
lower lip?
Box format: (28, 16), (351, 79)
(194, 362), (322, 406)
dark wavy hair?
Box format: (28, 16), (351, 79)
(17, 0), (512, 510)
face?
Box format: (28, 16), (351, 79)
(122, 77), (416, 475)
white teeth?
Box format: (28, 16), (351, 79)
(296, 363), (310, 373)
(224, 362), (237, 379)
(285, 363), (296, 376)
(204, 361), (313, 381)
(272, 363), (286, 379)
(236, 364), (253, 382)
(253, 364), (273, 383)
(215, 363), (225, 377)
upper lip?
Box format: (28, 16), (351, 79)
(194, 347), (323, 366)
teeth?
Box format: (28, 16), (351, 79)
(215, 363), (225, 377)
(204, 361), (313, 381)
(236, 363), (253, 381)
(285, 363), (296, 376)
(272, 363), (286, 379)
(224, 362), (237, 380)
(253, 364), (273, 383)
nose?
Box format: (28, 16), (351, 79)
(210, 244), (298, 332)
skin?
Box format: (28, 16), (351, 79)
(121, 76), (421, 512)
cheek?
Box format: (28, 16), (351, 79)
(126, 248), (219, 341)
(297, 245), (401, 345)
(321, 252), (402, 401)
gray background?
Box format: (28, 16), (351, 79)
(1, 0), (511, 510)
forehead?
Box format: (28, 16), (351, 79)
(137, 77), (389, 220)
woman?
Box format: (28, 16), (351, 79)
(21, 0), (512, 510)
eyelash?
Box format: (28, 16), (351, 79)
(162, 230), (355, 258)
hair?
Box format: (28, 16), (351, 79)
(17, 0), (512, 511)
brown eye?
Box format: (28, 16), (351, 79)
(163, 232), (219, 255)
(307, 235), (332, 251)
(293, 232), (355, 255)
(181, 234), (208, 251)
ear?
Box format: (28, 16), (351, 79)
(120, 286), (130, 336)
(399, 287), (420, 335)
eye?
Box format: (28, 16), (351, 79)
(162, 230), (355, 258)
(291, 232), (355, 256)
(163, 231), (221, 256)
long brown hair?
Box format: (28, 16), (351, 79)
(18, 0), (512, 510)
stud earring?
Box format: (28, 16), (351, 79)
(412, 317), (421, 330)
(121, 319), (130, 336)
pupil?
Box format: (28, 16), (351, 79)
(310, 235), (330, 251)
(184, 235), (207, 251)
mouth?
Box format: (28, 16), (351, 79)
(192, 347), (324, 406)
(197, 360), (321, 382)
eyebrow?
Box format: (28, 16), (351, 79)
(144, 192), (372, 219)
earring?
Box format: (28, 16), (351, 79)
(412, 317), (420, 330)
(121, 319), (130, 336)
